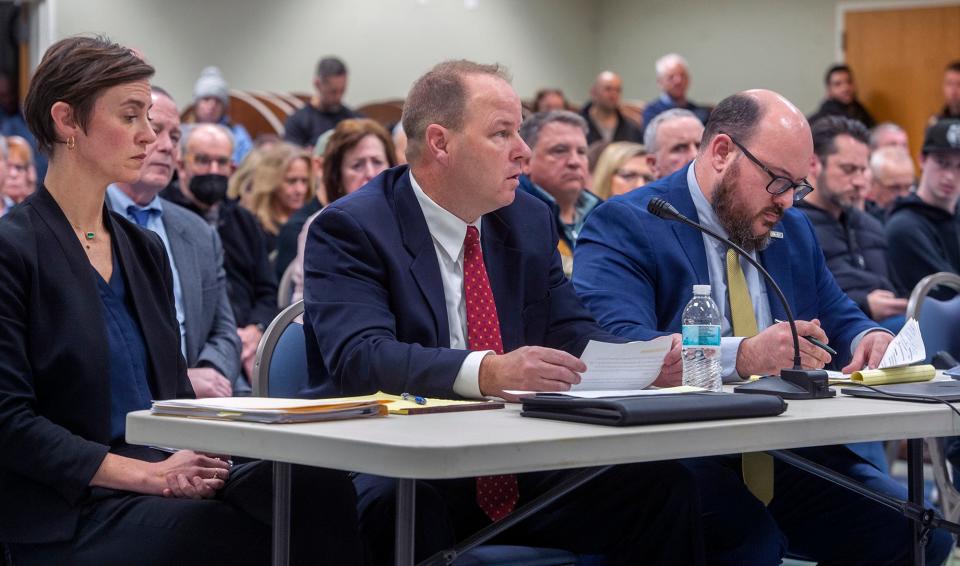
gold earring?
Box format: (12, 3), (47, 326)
(66, 136), (76, 150)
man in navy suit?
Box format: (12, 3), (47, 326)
(574, 89), (952, 565)
(302, 61), (787, 565)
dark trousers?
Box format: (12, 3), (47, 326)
(691, 446), (953, 566)
(355, 461), (710, 566)
(9, 461), (363, 566)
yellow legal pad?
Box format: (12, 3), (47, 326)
(322, 392), (505, 415)
(828, 364), (936, 386)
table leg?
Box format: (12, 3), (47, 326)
(395, 478), (416, 566)
(907, 439), (924, 566)
(273, 461), (291, 566)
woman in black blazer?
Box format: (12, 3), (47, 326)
(0, 36), (361, 565)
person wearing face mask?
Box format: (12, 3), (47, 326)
(168, 123), (278, 388)
(290, 118), (396, 303)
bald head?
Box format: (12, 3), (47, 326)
(591, 71), (622, 112)
(866, 146), (915, 208)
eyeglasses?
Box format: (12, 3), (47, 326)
(725, 134), (815, 202)
(190, 153), (231, 168)
(614, 169), (654, 185)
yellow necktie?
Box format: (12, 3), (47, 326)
(726, 248), (774, 505)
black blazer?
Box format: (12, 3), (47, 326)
(0, 188), (192, 544)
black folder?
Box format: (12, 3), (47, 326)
(521, 392), (787, 426)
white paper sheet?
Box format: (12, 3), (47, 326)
(878, 318), (926, 369)
(572, 336), (673, 391)
(505, 386), (703, 398)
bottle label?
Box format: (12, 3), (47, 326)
(681, 324), (721, 347)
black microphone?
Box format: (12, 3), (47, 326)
(647, 197), (833, 399)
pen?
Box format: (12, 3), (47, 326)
(401, 392), (427, 405)
(774, 319), (838, 356)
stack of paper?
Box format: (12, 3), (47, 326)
(151, 397), (388, 424)
(321, 392), (504, 414)
(828, 319), (935, 385)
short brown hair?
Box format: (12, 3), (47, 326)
(323, 118), (397, 203)
(401, 60), (510, 162)
(24, 36), (155, 156)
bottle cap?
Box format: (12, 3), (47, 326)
(693, 284), (711, 295)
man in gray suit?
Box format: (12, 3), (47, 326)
(108, 86), (243, 396)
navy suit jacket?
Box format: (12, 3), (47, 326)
(572, 164), (876, 367)
(303, 165), (611, 398)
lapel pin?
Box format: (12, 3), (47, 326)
(770, 230), (783, 239)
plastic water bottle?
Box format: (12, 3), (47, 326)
(681, 285), (722, 391)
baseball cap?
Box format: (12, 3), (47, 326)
(922, 119), (960, 154)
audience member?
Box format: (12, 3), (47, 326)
(0, 135), (9, 216)
(106, 86), (242, 397)
(237, 142), (314, 254)
(290, 118), (396, 303)
(642, 53), (711, 135)
(574, 89), (952, 566)
(226, 145), (264, 210)
(808, 64), (876, 128)
(0, 35), (361, 566)
(0, 70), (49, 184)
(391, 121), (408, 165)
(864, 146), (915, 220)
(799, 116), (905, 332)
(302, 57), (739, 566)
(518, 110), (600, 277)
(580, 71), (643, 144)
(283, 56), (362, 148)
(273, 129), (332, 281)
(171, 123), (278, 385)
(533, 88), (567, 112)
(591, 141), (653, 200)
(869, 122), (909, 151)
(932, 60), (960, 123)
(644, 108), (704, 180)
(887, 119), (960, 298)
(192, 66), (254, 164)
(5, 135), (38, 203)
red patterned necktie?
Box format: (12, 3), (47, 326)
(463, 225), (519, 522)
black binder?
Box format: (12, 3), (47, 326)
(521, 392), (787, 426)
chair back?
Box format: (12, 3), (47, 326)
(277, 260), (296, 309)
(905, 272), (960, 363)
(252, 300), (307, 397)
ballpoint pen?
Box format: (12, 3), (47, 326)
(401, 392), (427, 405)
(774, 319), (838, 356)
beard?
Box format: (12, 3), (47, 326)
(816, 170), (857, 211)
(710, 162), (784, 253)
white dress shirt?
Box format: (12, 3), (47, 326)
(409, 172), (492, 399)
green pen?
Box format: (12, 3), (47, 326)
(774, 319), (838, 356)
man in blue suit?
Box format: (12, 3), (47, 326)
(574, 89), (952, 565)
(302, 61), (786, 565)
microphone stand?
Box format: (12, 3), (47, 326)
(648, 197), (834, 400)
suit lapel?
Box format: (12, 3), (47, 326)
(668, 168), (710, 283)
(759, 221), (794, 321)
(481, 211), (523, 352)
(394, 173), (450, 347)
(161, 212), (199, 359)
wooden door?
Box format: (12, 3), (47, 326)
(844, 4), (960, 158)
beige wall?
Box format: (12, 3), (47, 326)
(53, 0), (597, 111)
(49, 0), (952, 117)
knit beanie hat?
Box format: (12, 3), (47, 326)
(193, 66), (229, 105)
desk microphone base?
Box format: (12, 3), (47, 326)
(734, 368), (836, 400)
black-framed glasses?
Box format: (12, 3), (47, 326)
(725, 134), (815, 202)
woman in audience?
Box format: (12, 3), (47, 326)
(4, 135), (38, 203)
(534, 88), (568, 112)
(235, 142), (314, 253)
(591, 141), (655, 200)
(0, 36), (361, 565)
(226, 145), (264, 210)
(290, 118), (396, 303)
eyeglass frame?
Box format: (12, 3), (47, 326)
(722, 133), (815, 202)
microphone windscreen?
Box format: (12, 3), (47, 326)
(647, 197), (679, 220)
